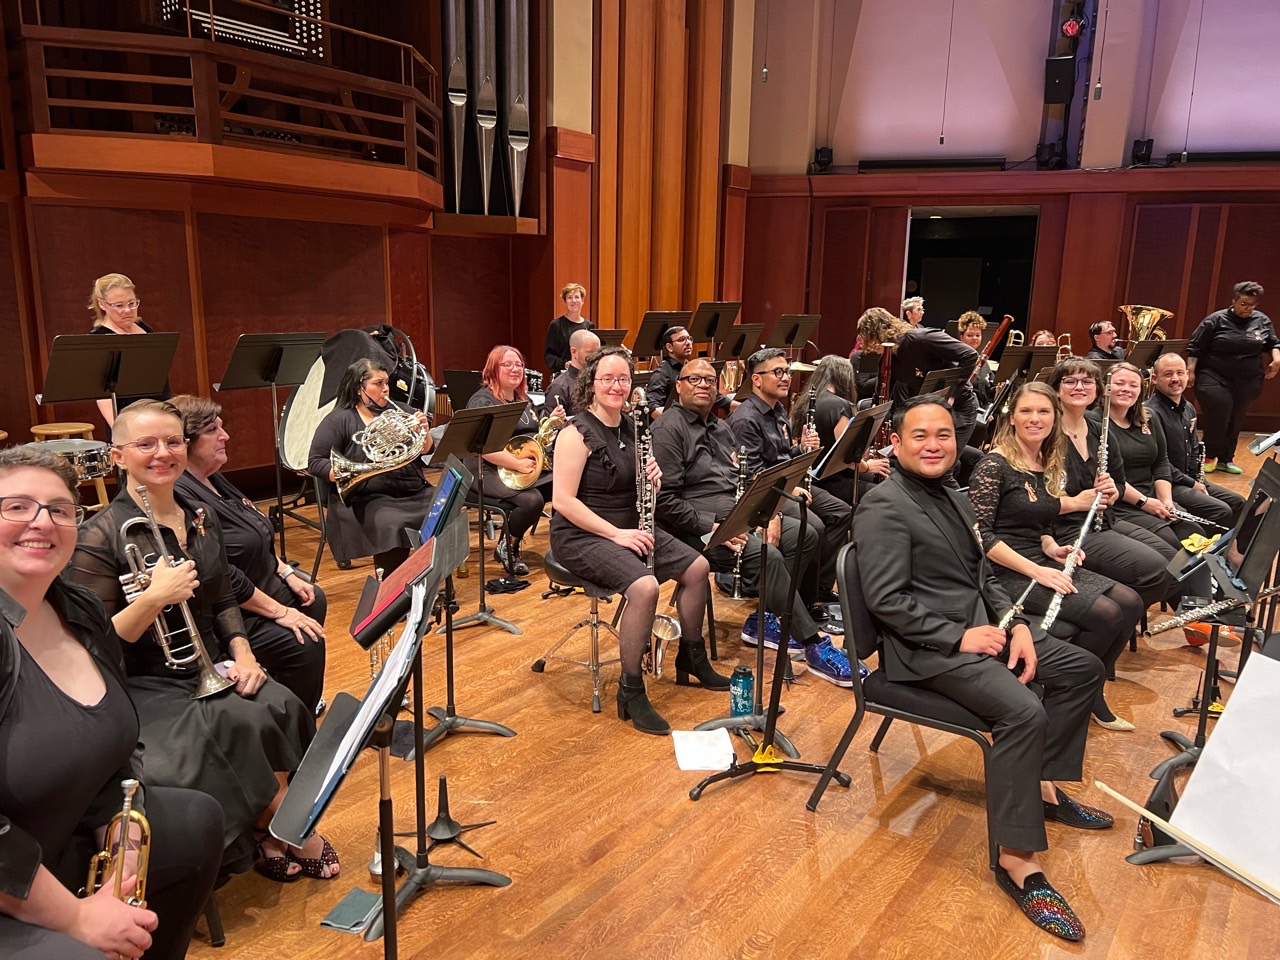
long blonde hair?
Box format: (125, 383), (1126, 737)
(991, 382), (1068, 496)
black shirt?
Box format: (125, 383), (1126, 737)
(1109, 414), (1171, 496)
(646, 357), (683, 416)
(1187, 307), (1279, 382)
(544, 365), (581, 417)
(727, 393), (800, 476)
(544, 315), (594, 375)
(1086, 345), (1126, 361)
(849, 348), (881, 400)
(891, 326), (979, 417)
(650, 403), (740, 537)
(1145, 392), (1200, 487)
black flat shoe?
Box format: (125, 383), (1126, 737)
(993, 866), (1085, 942)
(1043, 787), (1114, 829)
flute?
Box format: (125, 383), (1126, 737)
(1040, 494), (1103, 631)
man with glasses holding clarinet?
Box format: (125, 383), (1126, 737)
(727, 348), (852, 627)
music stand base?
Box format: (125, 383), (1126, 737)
(1126, 843), (1199, 865)
(1150, 734), (1200, 780)
(364, 849), (511, 941)
(689, 754), (847, 802)
(442, 606), (522, 635)
(693, 712), (799, 760)
(405, 706), (517, 760)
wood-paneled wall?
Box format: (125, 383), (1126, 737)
(740, 166), (1280, 429)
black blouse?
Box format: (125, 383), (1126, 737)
(1056, 414), (1125, 537)
(969, 453), (1060, 561)
(308, 403), (428, 503)
(1187, 307), (1279, 381)
(1109, 414), (1171, 495)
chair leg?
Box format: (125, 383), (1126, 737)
(532, 597), (620, 713)
(310, 479), (327, 583)
(807, 700), (866, 811)
(587, 599), (603, 713)
(204, 892), (226, 948)
(868, 716), (894, 752)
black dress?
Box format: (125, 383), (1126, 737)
(308, 403), (435, 559)
(89, 322), (172, 407)
(968, 453), (1115, 620)
(549, 412), (701, 597)
(813, 390), (855, 502)
(544, 314), (594, 375)
(175, 471), (328, 713)
(67, 490), (314, 871)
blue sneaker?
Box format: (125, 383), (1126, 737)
(740, 612), (806, 659)
(804, 638), (854, 687)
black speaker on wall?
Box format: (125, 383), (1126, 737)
(1044, 56), (1075, 104)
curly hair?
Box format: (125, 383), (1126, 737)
(857, 307), (911, 351)
(956, 311), (986, 333)
(990, 382), (1068, 497)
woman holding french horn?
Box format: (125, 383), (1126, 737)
(0, 443), (222, 959)
(550, 347), (728, 736)
(68, 400), (338, 883)
(464, 345), (558, 578)
(308, 358), (434, 574)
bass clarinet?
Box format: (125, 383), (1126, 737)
(630, 387), (681, 676)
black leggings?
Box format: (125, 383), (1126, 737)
(1066, 584), (1143, 719)
(479, 469), (547, 542)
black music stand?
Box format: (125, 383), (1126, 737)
(442, 369), (483, 413)
(721, 323), (766, 363)
(1128, 338), (1189, 368)
(214, 333), (325, 560)
(916, 367), (969, 402)
(37, 332), (179, 415)
(944, 317), (997, 345)
(686, 301), (742, 356)
(690, 451), (853, 800)
(813, 401), (892, 503)
(990, 345), (1057, 385)
(630, 311), (692, 362)
(595, 328), (629, 349)
(765, 314), (820, 357)
(427, 402), (529, 635)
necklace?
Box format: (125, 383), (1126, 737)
(610, 421), (625, 450)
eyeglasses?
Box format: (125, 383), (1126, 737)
(595, 375), (633, 387)
(1060, 377), (1096, 388)
(677, 375), (717, 386)
(0, 496), (85, 527)
(102, 298), (142, 311)
(113, 435), (188, 455)
(757, 367), (791, 379)
(669, 335), (694, 344)
(499, 361), (525, 370)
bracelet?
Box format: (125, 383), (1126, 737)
(278, 567), (297, 581)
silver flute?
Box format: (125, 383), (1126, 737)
(1168, 505), (1231, 532)
(1040, 494), (1103, 631)
(1093, 369), (1113, 531)
(1142, 583), (1280, 637)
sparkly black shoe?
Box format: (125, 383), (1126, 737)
(993, 866), (1085, 942)
(1043, 787), (1114, 830)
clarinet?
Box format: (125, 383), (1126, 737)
(1093, 369), (1113, 531)
(729, 444), (749, 600)
(1190, 414), (1208, 485)
(802, 385), (818, 494)
(1040, 494), (1103, 630)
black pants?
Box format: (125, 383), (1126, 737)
(243, 585), (328, 714)
(704, 515), (821, 640)
(1077, 520), (1177, 608)
(1195, 370), (1262, 463)
(910, 638), (1104, 852)
(1173, 481), (1245, 530)
(0, 787), (224, 960)
(478, 467), (547, 542)
(1112, 506), (1213, 598)
(782, 485), (851, 594)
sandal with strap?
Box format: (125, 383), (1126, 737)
(254, 841), (300, 883)
(287, 834), (340, 879)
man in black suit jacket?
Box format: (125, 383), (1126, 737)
(854, 396), (1110, 942)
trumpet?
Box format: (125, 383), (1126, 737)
(1006, 329), (1025, 347)
(630, 387), (681, 676)
(86, 779), (151, 907)
(332, 408), (428, 504)
(119, 487), (235, 699)
(498, 406), (564, 490)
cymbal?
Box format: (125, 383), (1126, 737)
(789, 361), (816, 373)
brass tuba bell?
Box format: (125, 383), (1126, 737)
(1118, 304), (1173, 344)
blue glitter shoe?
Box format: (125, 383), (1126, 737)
(803, 638), (854, 687)
(994, 866), (1085, 942)
(740, 612), (805, 659)
(1043, 787), (1114, 830)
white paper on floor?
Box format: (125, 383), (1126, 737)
(672, 728), (736, 770)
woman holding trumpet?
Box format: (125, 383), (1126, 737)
(464, 345), (556, 578)
(308, 358), (434, 574)
(551, 348), (728, 735)
(69, 401), (338, 882)
(0, 444), (222, 959)
(967, 383), (1143, 729)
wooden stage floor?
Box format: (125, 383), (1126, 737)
(187, 450), (1279, 960)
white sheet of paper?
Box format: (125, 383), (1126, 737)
(672, 728), (736, 770)
(1171, 653), (1280, 899)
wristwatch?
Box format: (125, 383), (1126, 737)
(1136, 495), (1148, 509)
(278, 567), (297, 581)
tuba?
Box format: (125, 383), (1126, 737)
(332, 408), (428, 504)
(119, 487), (235, 700)
(86, 779), (151, 906)
(498, 407), (565, 490)
(629, 387), (681, 676)
(1119, 304), (1173, 344)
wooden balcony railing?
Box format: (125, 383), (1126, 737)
(14, 22), (442, 183)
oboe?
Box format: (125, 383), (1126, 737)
(729, 444), (749, 600)
(1040, 494), (1102, 630)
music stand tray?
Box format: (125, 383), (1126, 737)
(813, 401), (892, 483)
(1128, 338), (1189, 369)
(630, 311), (693, 360)
(595, 328), (629, 349)
(991, 346), (1057, 384)
(37, 332), (179, 406)
(764, 314), (820, 352)
(686, 301), (743, 351)
(721, 324), (766, 363)
(916, 367), (970, 402)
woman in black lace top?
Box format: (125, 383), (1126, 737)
(968, 383), (1142, 728)
(550, 348), (729, 736)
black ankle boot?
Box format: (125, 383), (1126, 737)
(616, 673), (670, 735)
(674, 641), (732, 690)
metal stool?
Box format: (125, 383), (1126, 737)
(532, 551), (619, 713)
(30, 421), (111, 512)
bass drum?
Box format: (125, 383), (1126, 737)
(278, 355), (334, 474)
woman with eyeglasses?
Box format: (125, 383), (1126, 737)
(968, 382), (1144, 730)
(308, 358), (434, 575)
(462, 345), (553, 578)
(169, 395), (327, 715)
(1048, 358), (1178, 617)
(87, 273), (171, 427)
(0, 444), (223, 960)
(788, 355), (889, 504)
(68, 400), (339, 884)
(551, 347), (726, 735)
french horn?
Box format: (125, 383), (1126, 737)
(332, 408), (428, 504)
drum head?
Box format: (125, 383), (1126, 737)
(42, 438), (111, 480)
(279, 356), (334, 473)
